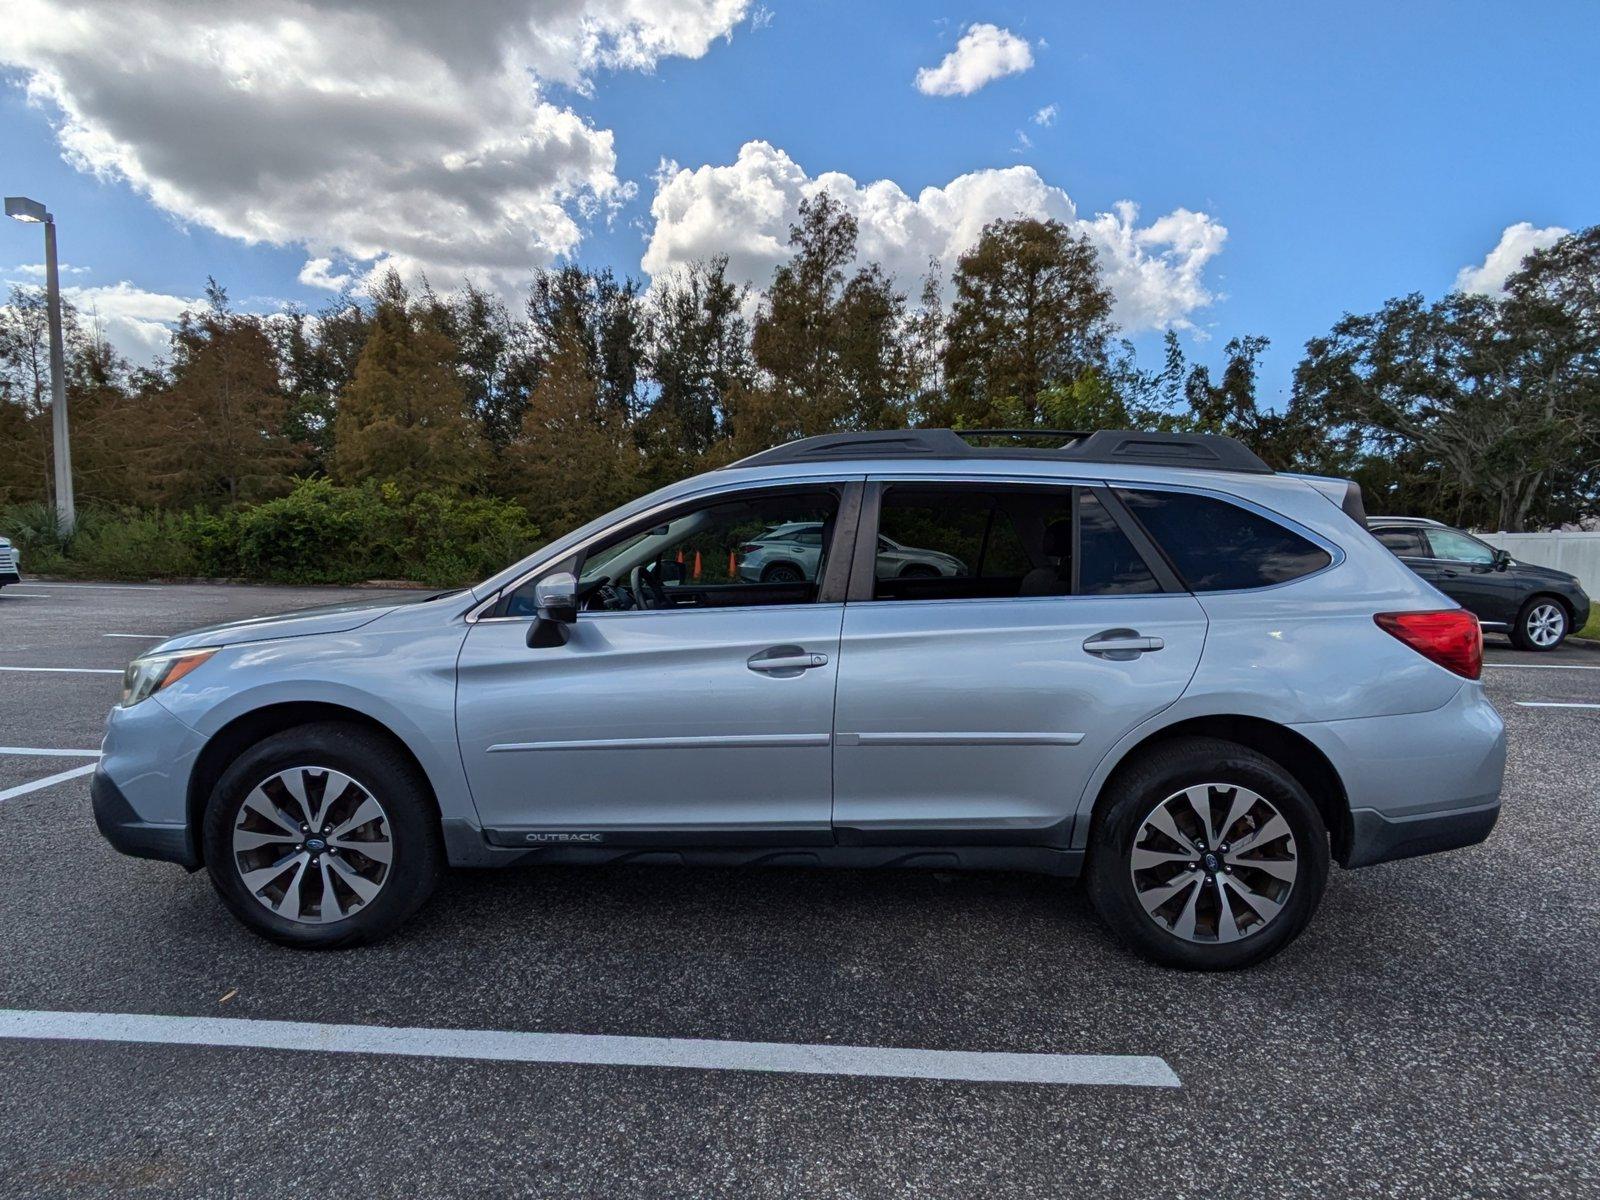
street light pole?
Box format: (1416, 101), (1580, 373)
(6, 195), (75, 533)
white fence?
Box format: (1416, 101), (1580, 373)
(1475, 530), (1600, 600)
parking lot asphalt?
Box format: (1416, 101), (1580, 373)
(1, 581), (1597, 1198)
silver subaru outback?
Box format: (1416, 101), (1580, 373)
(93, 429), (1506, 969)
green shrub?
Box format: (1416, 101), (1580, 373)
(0, 480), (542, 587)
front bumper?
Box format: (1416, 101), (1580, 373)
(93, 694), (207, 868)
(92, 768), (198, 867)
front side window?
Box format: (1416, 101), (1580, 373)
(505, 489), (841, 615)
(869, 484), (1159, 601)
(1426, 528), (1495, 564)
(1117, 488), (1332, 591)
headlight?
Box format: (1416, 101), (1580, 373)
(120, 648), (218, 708)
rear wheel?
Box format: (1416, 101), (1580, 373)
(203, 722), (442, 948)
(1511, 597), (1568, 651)
(1087, 737), (1329, 970)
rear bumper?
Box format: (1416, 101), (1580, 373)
(1344, 799), (1500, 869)
(92, 767), (198, 868)
(0, 572), (20, 586)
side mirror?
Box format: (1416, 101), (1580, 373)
(527, 571), (577, 648)
(1493, 548), (1512, 571)
(657, 559), (686, 586)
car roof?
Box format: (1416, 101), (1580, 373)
(1369, 516), (1447, 527)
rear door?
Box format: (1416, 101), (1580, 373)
(830, 479), (1207, 845)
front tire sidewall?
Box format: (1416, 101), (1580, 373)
(1513, 598), (1567, 652)
(203, 724), (441, 949)
(1088, 739), (1330, 970)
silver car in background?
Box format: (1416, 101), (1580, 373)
(0, 536), (20, 588)
(93, 428), (1506, 970)
(737, 521), (964, 584)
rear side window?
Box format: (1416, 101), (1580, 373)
(869, 484), (1161, 601)
(1373, 527), (1428, 557)
(1117, 489), (1331, 591)
(1425, 528), (1495, 564)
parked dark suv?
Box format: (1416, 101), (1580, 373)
(1369, 517), (1591, 651)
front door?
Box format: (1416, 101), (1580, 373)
(456, 483), (858, 846)
(831, 481), (1207, 844)
(1424, 527), (1523, 624)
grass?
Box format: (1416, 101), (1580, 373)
(1578, 612), (1600, 642)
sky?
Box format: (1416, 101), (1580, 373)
(2, 0), (1597, 404)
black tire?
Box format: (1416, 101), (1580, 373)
(760, 562), (805, 584)
(1086, 736), (1330, 970)
(1510, 595), (1569, 652)
(898, 564), (939, 579)
(203, 722), (443, 949)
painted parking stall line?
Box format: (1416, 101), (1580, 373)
(1483, 663), (1600, 672)
(0, 764), (98, 803)
(0, 666), (123, 675)
(1515, 701), (1600, 710)
(0, 747), (102, 758)
(0, 1009), (1182, 1088)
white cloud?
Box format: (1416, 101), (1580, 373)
(1032, 104), (1058, 127)
(10, 262), (91, 278)
(0, 0), (749, 295)
(1455, 221), (1570, 296)
(63, 281), (197, 362)
(915, 23), (1034, 97)
(642, 141), (1228, 333)
(297, 257), (356, 293)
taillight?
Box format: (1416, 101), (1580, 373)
(1374, 610), (1483, 680)
(738, 544), (760, 555)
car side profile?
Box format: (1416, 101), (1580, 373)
(1369, 516), (1591, 651)
(93, 428), (1507, 970)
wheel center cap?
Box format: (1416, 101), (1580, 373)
(304, 836), (328, 854)
(1202, 852), (1221, 874)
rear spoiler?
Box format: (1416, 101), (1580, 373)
(1296, 475), (1369, 529)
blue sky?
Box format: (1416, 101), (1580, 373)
(3, 0), (1597, 402)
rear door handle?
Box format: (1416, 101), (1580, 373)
(1083, 629), (1165, 659)
(747, 646), (829, 674)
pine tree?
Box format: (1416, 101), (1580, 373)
(331, 272), (486, 491)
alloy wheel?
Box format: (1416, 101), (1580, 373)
(1129, 782), (1298, 944)
(231, 766), (393, 925)
(1525, 603), (1565, 648)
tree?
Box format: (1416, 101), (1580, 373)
(741, 193), (911, 449)
(645, 256), (753, 459)
(276, 296), (372, 476)
(143, 279), (304, 506)
(1294, 242), (1600, 531)
(938, 217), (1114, 427)
(331, 272), (486, 491)
(501, 314), (639, 537)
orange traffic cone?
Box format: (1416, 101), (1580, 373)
(693, 550), (702, 581)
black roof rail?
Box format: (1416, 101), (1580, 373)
(727, 428), (1274, 474)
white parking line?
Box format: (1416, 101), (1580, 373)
(0, 764), (98, 803)
(0, 666), (123, 675)
(1483, 663), (1600, 671)
(0, 591), (52, 597)
(1516, 702), (1600, 710)
(102, 633), (171, 639)
(0, 747), (101, 758)
(11, 582), (159, 590)
(0, 1009), (1181, 1088)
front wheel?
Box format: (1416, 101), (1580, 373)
(1087, 737), (1329, 970)
(203, 722), (442, 948)
(1511, 597), (1568, 651)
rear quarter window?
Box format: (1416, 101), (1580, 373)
(1117, 489), (1332, 591)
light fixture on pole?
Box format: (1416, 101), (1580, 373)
(6, 195), (75, 534)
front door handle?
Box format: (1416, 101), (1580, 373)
(747, 646), (829, 675)
(1083, 629), (1165, 660)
